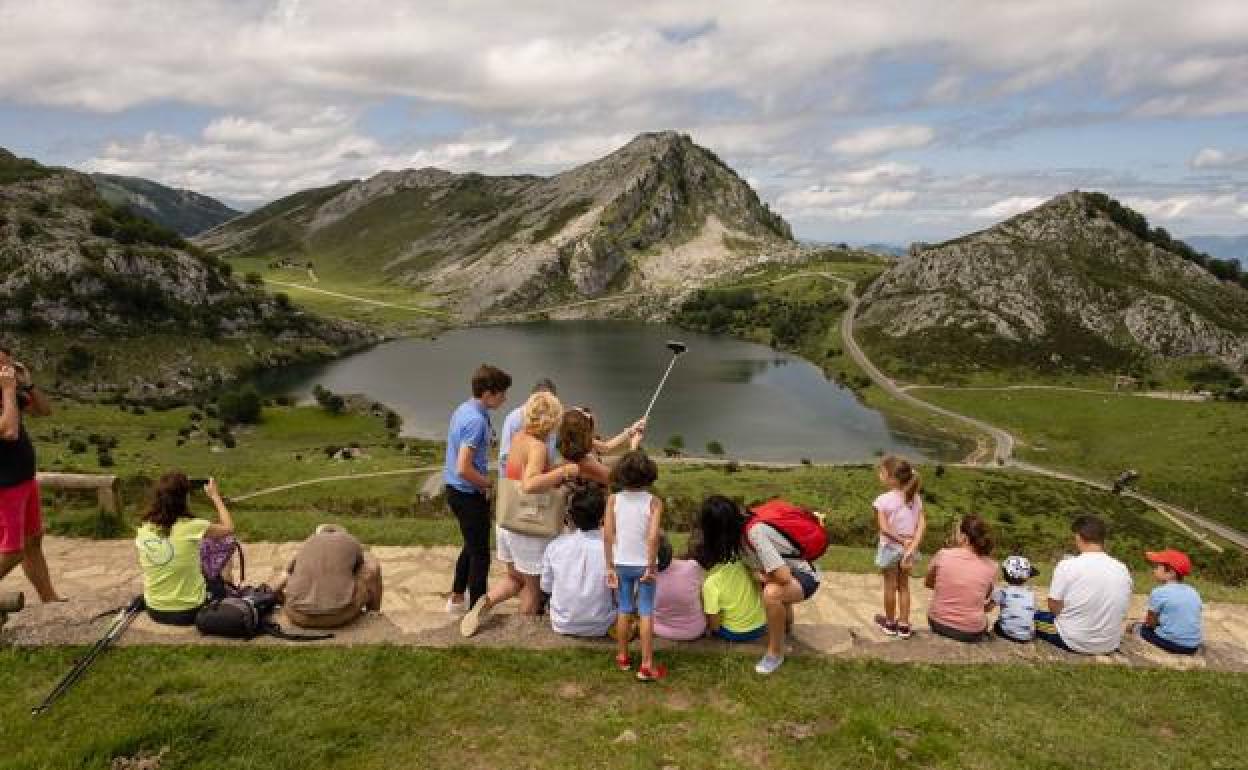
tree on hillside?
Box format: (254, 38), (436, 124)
(706, 440), (725, 457)
(666, 434), (685, 451)
(218, 386), (263, 425)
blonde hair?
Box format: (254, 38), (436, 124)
(879, 455), (921, 505)
(522, 391), (564, 439)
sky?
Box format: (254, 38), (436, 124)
(2, 0), (1247, 244)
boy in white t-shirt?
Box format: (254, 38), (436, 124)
(1035, 515), (1132, 654)
(540, 483), (615, 638)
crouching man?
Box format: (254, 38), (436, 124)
(276, 524), (382, 629)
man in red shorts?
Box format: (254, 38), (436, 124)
(0, 343), (62, 602)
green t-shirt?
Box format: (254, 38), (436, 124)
(136, 518), (212, 611)
(701, 560), (766, 633)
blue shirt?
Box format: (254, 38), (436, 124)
(1149, 582), (1203, 648)
(444, 399), (491, 494)
(497, 405), (558, 468)
(992, 585), (1036, 641)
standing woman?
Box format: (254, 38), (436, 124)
(556, 407), (645, 484)
(461, 391), (579, 637)
(925, 514), (997, 642)
(135, 473), (235, 625)
(0, 345), (63, 602)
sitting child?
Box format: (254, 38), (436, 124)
(992, 554), (1039, 642)
(653, 534), (707, 641)
(1137, 549), (1202, 655)
(695, 517), (767, 642)
(539, 484), (615, 638)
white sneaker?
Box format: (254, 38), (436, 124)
(446, 595), (468, 615)
(754, 654), (785, 675)
(460, 600), (492, 637)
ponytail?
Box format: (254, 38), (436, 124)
(879, 455), (922, 505)
(959, 514), (993, 557)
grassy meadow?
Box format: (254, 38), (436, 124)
(3, 646), (1247, 769)
(917, 388), (1248, 532)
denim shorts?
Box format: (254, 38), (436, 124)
(714, 625), (767, 642)
(875, 541), (919, 570)
(794, 569), (820, 600)
(615, 565), (656, 617)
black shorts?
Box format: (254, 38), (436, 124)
(794, 569), (820, 600)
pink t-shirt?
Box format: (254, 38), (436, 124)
(874, 489), (922, 546)
(928, 547), (997, 633)
(653, 559), (707, 641)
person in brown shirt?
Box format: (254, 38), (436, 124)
(276, 524), (382, 629)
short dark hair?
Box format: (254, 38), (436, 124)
(1071, 514), (1107, 544)
(567, 482), (606, 531)
(533, 378), (556, 395)
(610, 449), (658, 490)
(471, 365), (512, 398)
(557, 409), (595, 461)
(960, 514), (993, 557)
(696, 495), (745, 568)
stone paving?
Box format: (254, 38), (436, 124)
(4, 537), (1248, 672)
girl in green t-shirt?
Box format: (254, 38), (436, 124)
(135, 472), (235, 625)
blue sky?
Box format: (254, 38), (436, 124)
(1, 0), (1246, 244)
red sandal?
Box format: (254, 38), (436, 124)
(635, 663), (668, 682)
(615, 653), (631, 671)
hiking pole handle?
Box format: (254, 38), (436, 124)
(642, 355), (680, 422)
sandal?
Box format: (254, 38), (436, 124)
(636, 663), (668, 682)
(615, 653), (631, 671)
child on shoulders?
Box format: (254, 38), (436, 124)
(604, 450), (666, 681)
(1137, 550), (1202, 655)
(539, 483), (615, 638)
(992, 555), (1039, 642)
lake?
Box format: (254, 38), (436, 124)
(256, 322), (956, 463)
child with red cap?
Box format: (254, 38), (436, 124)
(1136, 549), (1202, 655)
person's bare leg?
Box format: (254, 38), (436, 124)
(615, 613), (631, 661)
(882, 568), (898, 621)
(20, 534), (63, 602)
(0, 551), (23, 582)
(897, 566), (912, 624)
(518, 574), (542, 615)
(639, 616), (655, 670)
(484, 565), (525, 610)
(359, 558), (383, 612)
(763, 580), (805, 658)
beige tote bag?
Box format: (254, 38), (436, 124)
(495, 477), (567, 537)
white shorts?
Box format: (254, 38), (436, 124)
(496, 526), (554, 576)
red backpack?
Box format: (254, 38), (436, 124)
(744, 499), (829, 562)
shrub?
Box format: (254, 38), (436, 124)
(67, 438), (88, 454)
(97, 451), (115, 468)
(244, 272), (265, 287)
(222, 434), (237, 449)
(218, 386), (263, 424)
(666, 434), (685, 451)
(17, 218), (39, 239)
(706, 440), (725, 456)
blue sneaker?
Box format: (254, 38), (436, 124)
(754, 654), (785, 675)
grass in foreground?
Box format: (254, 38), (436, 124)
(2, 647), (1246, 769)
(916, 388), (1248, 531)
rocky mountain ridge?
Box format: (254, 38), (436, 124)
(197, 132), (797, 319)
(0, 148), (373, 397)
(92, 173), (240, 236)
(858, 191), (1248, 376)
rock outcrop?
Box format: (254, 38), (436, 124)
(196, 132), (797, 319)
(858, 192), (1248, 374)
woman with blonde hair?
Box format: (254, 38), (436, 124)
(462, 391), (580, 636)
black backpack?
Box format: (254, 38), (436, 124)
(195, 586), (332, 642)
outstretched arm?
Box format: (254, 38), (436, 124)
(202, 478), (236, 539)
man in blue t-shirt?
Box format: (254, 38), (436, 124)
(497, 378), (557, 470)
(444, 364), (511, 612)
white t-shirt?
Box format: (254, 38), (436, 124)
(612, 489), (654, 567)
(539, 529), (615, 637)
(1049, 551), (1133, 654)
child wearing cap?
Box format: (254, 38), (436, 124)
(1137, 549), (1203, 655)
(992, 555), (1039, 642)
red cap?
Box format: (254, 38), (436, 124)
(1145, 550), (1191, 577)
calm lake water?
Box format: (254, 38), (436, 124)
(256, 322), (953, 463)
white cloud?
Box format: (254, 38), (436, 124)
(829, 125), (935, 156)
(831, 162), (921, 186)
(1191, 147), (1248, 170)
(972, 196), (1047, 219)
(1125, 194), (1245, 222)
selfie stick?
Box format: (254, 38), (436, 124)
(642, 341), (688, 421)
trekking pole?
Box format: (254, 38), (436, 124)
(32, 596), (144, 716)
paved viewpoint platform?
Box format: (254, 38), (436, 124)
(4, 537), (1248, 672)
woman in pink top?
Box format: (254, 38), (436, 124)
(652, 535), (707, 641)
(924, 514), (997, 643)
